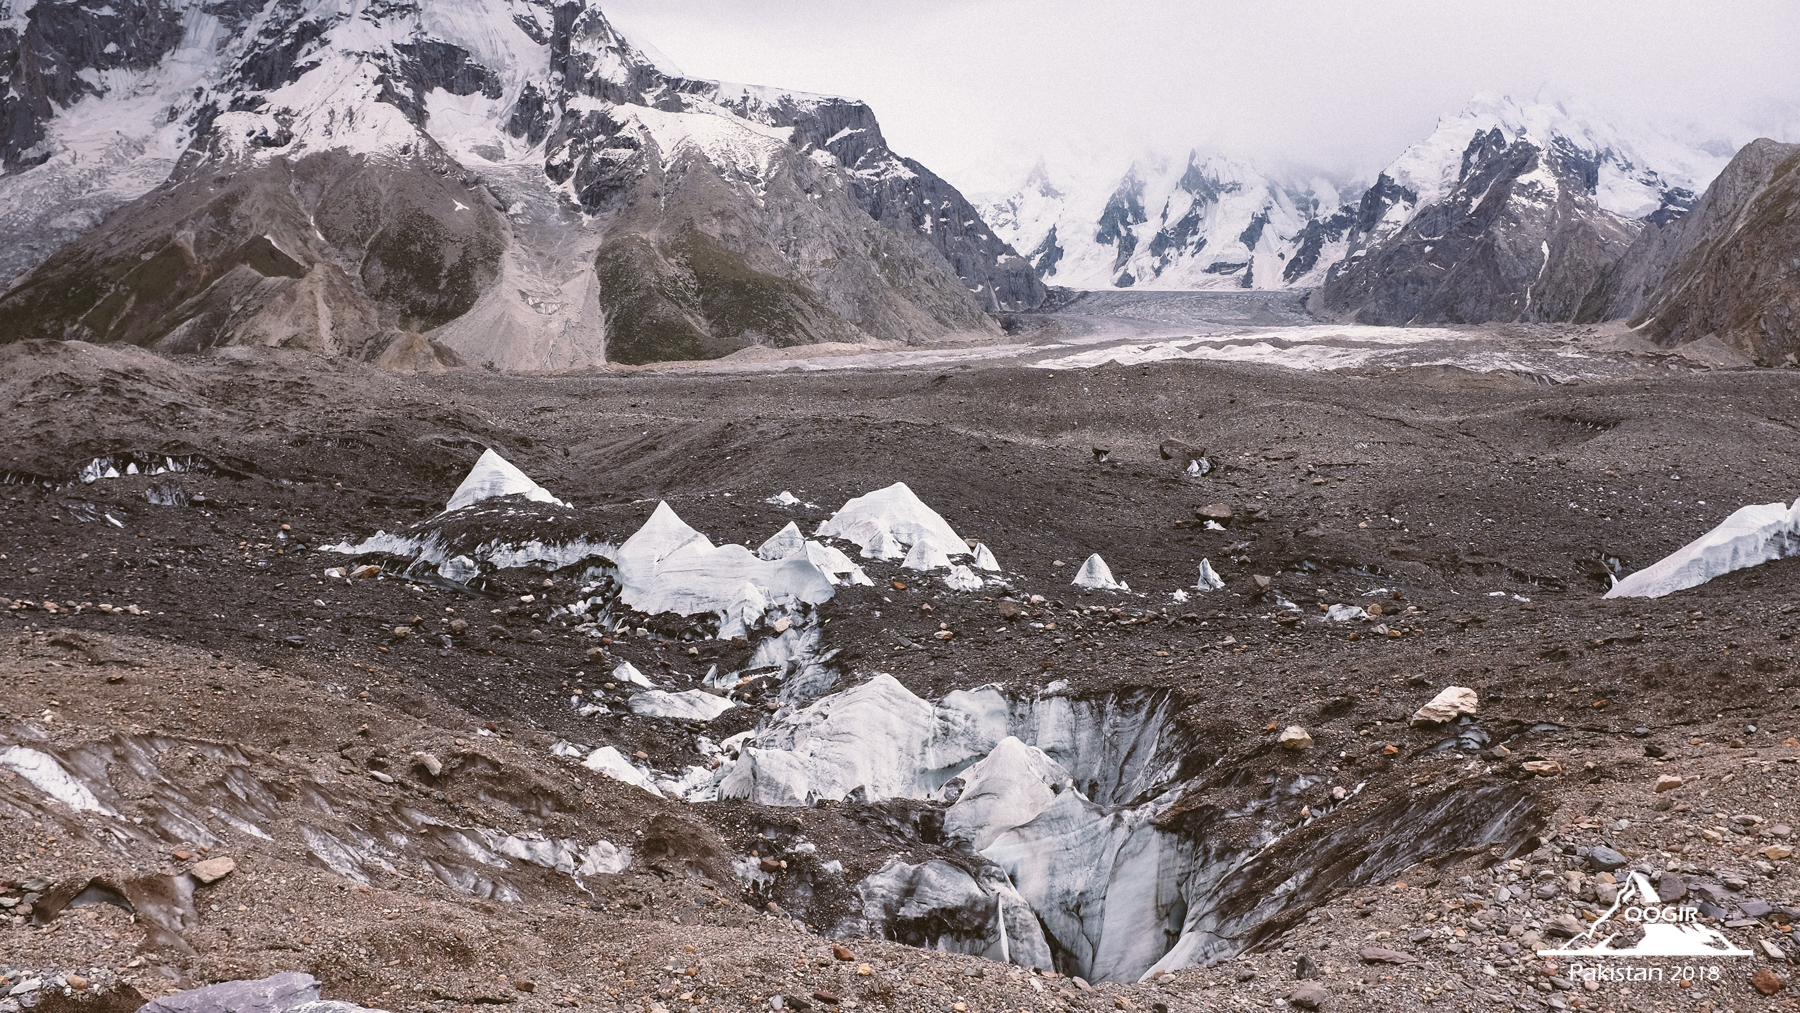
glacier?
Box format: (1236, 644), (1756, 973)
(1604, 497), (1800, 599)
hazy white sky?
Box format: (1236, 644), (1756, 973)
(603, 0), (1799, 195)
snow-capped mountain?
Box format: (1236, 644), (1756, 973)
(1314, 95), (1731, 324)
(984, 95), (1733, 318)
(979, 153), (1356, 291)
(0, 0), (1043, 368)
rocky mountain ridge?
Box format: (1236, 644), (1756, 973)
(1580, 138), (1800, 365)
(982, 96), (1734, 318)
(0, 0), (1043, 368)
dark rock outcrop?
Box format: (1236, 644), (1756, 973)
(1315, 140), (1639, 324)
(1582, 138), (1800, 365)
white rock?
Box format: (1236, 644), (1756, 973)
(972, 543), (1001, 571)
(1194, 559), (1225, 590)
(443, 448), (567, 513)
(1325, 604), (1368, 622)
(765, 491), (801, 506)
(757, 522), (807, 560)
(628, 690), (738, 722)
(817, 482), (967, 558)
(1072, 553), (1128, 590)
(1411, 685), (1479, 726)
(1279, 725), (1313, 750)
(612, 661), (655, 688)
(580, 746), (661, 796)
(1605, 496), (1800, 598)
(902, 540), (952, 571)
(942, 564), (983, 591)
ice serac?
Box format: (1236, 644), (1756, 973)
(757, 522), (807, 560)
(1604, 497), (1800, 599)
(901, 540), (951, 571)
(443, 449), (567, 513)
(851, 858), (1054, 970)
(1315, 95), (1725, 326)
(1583, 139), (1800, 365)
(608, 501), (833, 635)
(0, 0), (1042, 369)
(1072, 554), (1127, 590)
(943, 736), (1068, 850)
(817, 482), (968, 558)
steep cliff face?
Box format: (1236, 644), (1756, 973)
(1313, 139), (1640, 324)
(0, 0), (1040, 368)
(1583, 139), (1800, 365)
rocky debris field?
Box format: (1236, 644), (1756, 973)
(2, 337), (1800, 1012)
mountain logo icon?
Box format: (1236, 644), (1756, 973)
(1537, 872), (1751, 958)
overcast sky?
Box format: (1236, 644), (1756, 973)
(602, 0), (1800, 196)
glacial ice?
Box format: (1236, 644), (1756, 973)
(628, 689), (738, 722)
(901, 540), (951, 571)
(943, 737), (1068, 850)
(720, 674), (1179, 811)
(715, 669), (1527, 982)
(757, 521), (807, 560)
(851, 858), (1054, 969)
(443, 449), (568, 513)
(0, 745), (115, 815)
(1073, 553), (1128, 590)
(614, 501), (711, 572)
(859, 527), (905, 560)
(803, 540), (866, 585)
(612, 662), (654, 688)
(1194, 559), (1224, 590)
(1325, 604), (1368, 622)
(817, 482), (968, 558)
(581, 746), (662, 796)
(942, 564), (983, 591)
(984, 791), (1192, 982)
(1605, 496), (1800, 598)
(614, 503), (834, 620)
(438, 555), (480, 583)
(972, 543), (1001, 571)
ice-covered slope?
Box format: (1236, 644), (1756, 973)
(0, 0), (1042, 367)
(979, 154), (1354, 291)
(1315, 95), (1729, 325)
